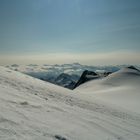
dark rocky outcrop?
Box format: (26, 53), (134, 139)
(73, 70), (99, 89)
(127, 66), (140, 72)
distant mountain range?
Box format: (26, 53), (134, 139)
(7, 63), (140, 89)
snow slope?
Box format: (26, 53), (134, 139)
(0, 66), (140, 140)
(75, 67), (140, 113)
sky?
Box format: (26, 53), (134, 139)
(0, 0), (140, 65)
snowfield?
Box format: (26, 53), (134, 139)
(0, 66), (140, 140)
(75, 67), (140, 114)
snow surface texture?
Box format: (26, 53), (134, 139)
(0, 66), (140, 140)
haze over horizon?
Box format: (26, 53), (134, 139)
(0, 0), (140, 65)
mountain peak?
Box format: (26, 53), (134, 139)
(74, 70), (99, 89)
(127, 66), (140, 72)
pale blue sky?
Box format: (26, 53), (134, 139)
(0, 0), (140, 65)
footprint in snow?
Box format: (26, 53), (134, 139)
(20, 101), (29, 105)
(54, 135), (67, 140)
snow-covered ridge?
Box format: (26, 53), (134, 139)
(76, 66), (140, 89)
(0, 66), (140, 140)
(75, 66), (140, 114)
